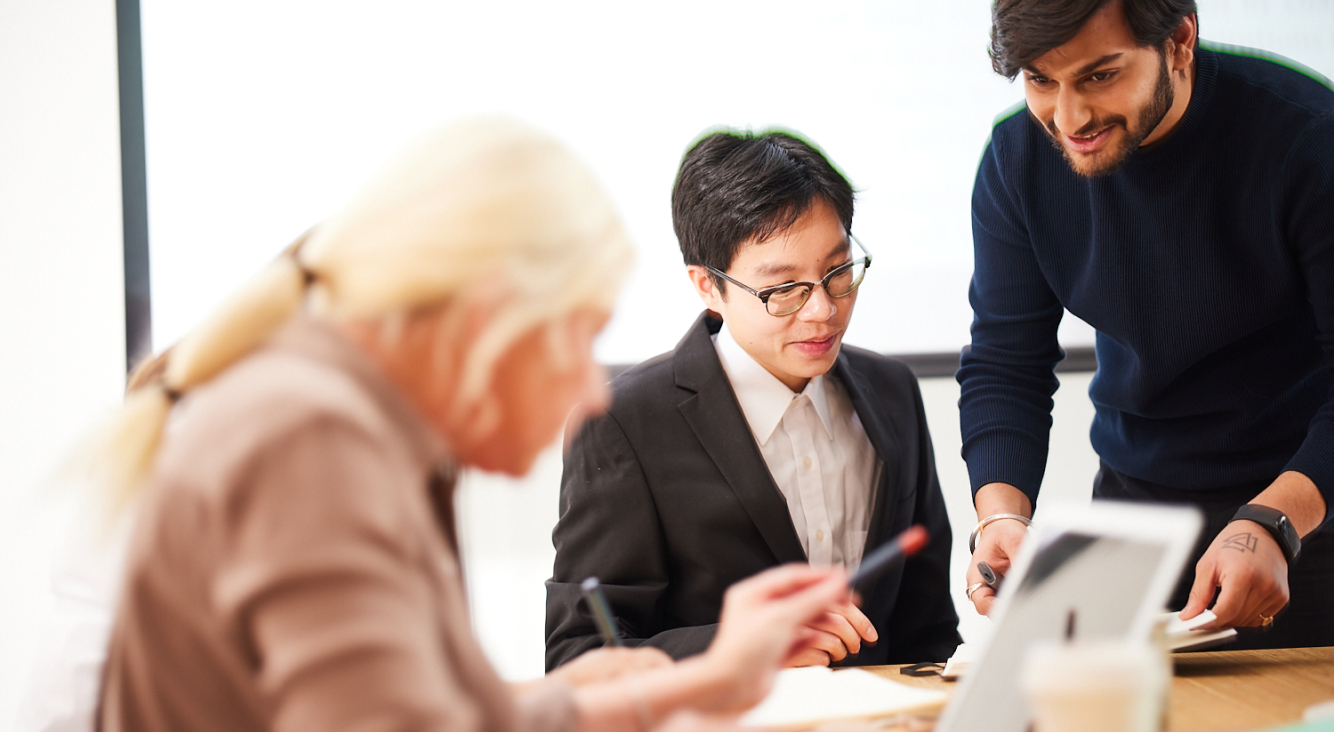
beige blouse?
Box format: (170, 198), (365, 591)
(98, 318), (575, 732)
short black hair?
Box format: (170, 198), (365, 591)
(671, 129), (854, 290)
(989, 0), (1198, 79)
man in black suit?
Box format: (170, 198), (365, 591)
(546, 130), (960, 670)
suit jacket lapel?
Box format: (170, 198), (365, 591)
(673, 313), (808, 565)
(834, 353), (905, 553)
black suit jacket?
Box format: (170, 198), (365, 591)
(545, 313), (960, 669)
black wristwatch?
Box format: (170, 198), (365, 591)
(1230, 504), (1301, 563)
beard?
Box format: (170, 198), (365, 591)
(1043, 51), (1175, 177)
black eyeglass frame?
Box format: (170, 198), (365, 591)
(704, 234), (872, 317)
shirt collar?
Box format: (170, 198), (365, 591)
(714, 321), (836, 446)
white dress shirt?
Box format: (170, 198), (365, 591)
(714, 323), (880, 570)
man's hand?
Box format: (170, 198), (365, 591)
(1180, 472), (1324, 629)
(967, 482), (1033, 616)
(700, 564), (849, 712)
(784, 599), (878, 667)
(966, 520), (1027, 616)
(1181, 521), (1290, 629)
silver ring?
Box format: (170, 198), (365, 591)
(965, 582), (987, 602)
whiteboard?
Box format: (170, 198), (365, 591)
(141, 0), (1334, 364)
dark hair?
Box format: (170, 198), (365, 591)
(671, 129), (854, 290)
(989, 0), (1198, 79)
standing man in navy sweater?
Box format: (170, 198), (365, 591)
(960, 0), (1334, 649)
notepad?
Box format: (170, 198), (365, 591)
(740, 666), (949, 728)
(941, 641), (981, 680)
(941, 610), (1238, 680)
(1160, 609), (1238, 652)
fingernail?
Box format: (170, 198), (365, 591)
(867, 627), (879, 642)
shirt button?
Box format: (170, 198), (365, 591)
(816, 530), (825, 542)
(803, 456), (812, 469)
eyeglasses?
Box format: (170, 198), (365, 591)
(705, 235), (872, 317)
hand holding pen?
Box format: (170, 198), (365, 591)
(581, 566), (851, 714)
(967, 485), (1032, 615)
(965, 560), (1002, 604)
(967, 521), (1026, 616)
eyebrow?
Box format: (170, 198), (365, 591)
(1076, 53), (1123, 77)
(750, 240), (852, 280)
(1023, 52), (1123, 79)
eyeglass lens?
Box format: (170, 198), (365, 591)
(766, 258), (868, 316)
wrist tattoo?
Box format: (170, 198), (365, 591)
(1223, 532), (1259, 553)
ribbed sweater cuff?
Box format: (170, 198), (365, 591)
(1284, 426), (1334, 528)
(964, 435), (1048, 507)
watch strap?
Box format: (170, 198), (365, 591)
(1230, 504), (1300, 563)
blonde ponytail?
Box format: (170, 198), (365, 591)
(89, 117), (633, 513)
(95, 387), (174, 515)
(164, 255), (307, 392)
(92, 252), (309, 511)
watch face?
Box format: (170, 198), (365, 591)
(1273, 514), (1299, 559)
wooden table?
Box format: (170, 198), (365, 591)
(868, 647), (1334, 731)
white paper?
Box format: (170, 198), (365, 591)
(741, 666), (948, 728)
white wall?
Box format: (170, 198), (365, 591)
(134, 0), (1059, 363)
(137, 1), (1334, 369)
(0, 0), (127, 723)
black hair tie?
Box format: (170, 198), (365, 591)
(286, 229), (318, 288)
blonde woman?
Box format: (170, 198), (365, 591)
(91, 119), (848, 732)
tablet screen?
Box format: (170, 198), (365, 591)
(937, 502), (1200, 732)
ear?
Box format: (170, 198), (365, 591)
(1168, 13), (1197, 75)
(685, 265), (726, 312)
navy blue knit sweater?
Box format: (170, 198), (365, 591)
(958, 43), (1334, 517)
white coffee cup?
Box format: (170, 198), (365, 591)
(1020, 640), (1167, 732)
